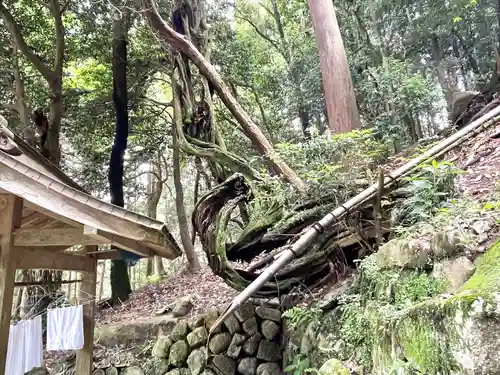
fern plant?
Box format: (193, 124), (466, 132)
(282, 306), (323, 331)
(393, 160), (461, 226)
(284, 354), (318, 375)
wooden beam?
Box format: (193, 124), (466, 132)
(20, 210), (48, 228)
(0, 194), (23, 375)
(13, 228), (108, 247)
(22, 201), (81, 228)
(95, 251), (120, 260)
(76, 246), (97, 375)
(15, 247), (95, 272)
(13, 245), (69, 253)
(14, 279), (82, 287)
(84, 226), (153, 257)
(73, 248), (121, 260)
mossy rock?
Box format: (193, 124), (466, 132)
(173, 296), (195, 317)
(432, 256), (475, 293)
(152, 336), (173, 358)
(152, 359), (170, 375)
(292, 242), (500, 375)
(376, 239), (430, 269)
(318, 359), (350, 375)
(187, 326), (208, 348)
(169, 340), (189, 367)
(460, 241), (500, 293)
(431, 230), (464, 259)
(171, 321), (189, 341)
(187, 348), (207, 375)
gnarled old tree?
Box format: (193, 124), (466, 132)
(136, 0), (388, 296)
(139, 0), (306, 192)
(0, 0), (65, 165)
(137, 0), (500, 298)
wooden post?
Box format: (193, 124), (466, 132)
(0, 194), (23, 375)
(75, 246), (97, 375)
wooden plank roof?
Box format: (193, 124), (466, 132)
(0, 116), (182, 260)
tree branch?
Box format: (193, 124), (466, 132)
(235, 12), (281, 51)
(50, 0), (65, 76)
(0, 103), (19, 112)
(139, 0), (306, 191)
(141, 96), (173, 107)
(0, 3), (54, 83)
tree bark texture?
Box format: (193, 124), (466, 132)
(307, 0), (360, 134)
(139, 0), (306, 191)
(11, 47), (34, 143)
(172, 82), (201, 272)
(109, 11), (132, 304)
(431, 34), (455, 110)
(147, 158), (165, 275)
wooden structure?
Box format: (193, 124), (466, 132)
(0, 119), (181, 375)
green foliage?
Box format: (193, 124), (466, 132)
(146, 274), (163, 284)
(356, 58), (441, 146)
(393, 160), (462, 226)
(302, 254), (449, 370)
(354, 254), (446, 307)
(394, 273), (447, 307)
(284, 354), (317, 375)
(282, 306), (323, 332)
(276, 129), (389, 199)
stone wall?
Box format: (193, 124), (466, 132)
(151, 302), (283, 375)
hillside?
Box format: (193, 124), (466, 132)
(41, 120), (500, 374)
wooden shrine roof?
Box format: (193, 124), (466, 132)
(0, 116), (182, 261)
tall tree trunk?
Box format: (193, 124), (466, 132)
(109, 9), (132, 304)
(147, 157), (165, 275)
(139, 0), (306, 191)
(459, 35), (480, 77)
(155, 257), (164, 275)
(191, 168), (200, 245)
(46, 0), (64, 166)
(451, 28), (469, 89)
(98, 261), (106, 301)
(11, 271), (23, 320)
(146, 258), (154, 276)
(307, 0), (360, 133)
(252, 88), (276, 144)
(172, 82), (201, 272)
(269, 0), (311, 137)
(431, 34), (455, 110)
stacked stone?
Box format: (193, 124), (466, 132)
(151, 303), (283, 375)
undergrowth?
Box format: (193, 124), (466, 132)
(282, 306), (323, 331)
(394, 190), (500, 239)
(392, 159), (462, 227)
(285, 239), (500, 375)
(276, 129), (389, 201)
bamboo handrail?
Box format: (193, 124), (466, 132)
(210, 105), (500, 333)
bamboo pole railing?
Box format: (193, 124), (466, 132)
(209, 104), (500, 333)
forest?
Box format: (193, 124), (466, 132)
(1, 0), (499, 309)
